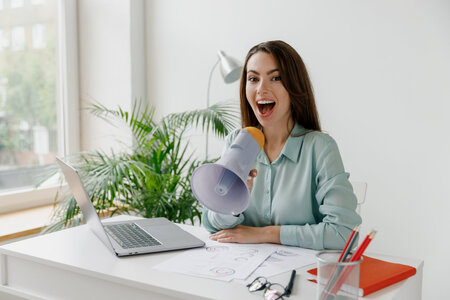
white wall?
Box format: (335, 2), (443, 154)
(145, 0), (450, 299)
(78, 0), (135, 151)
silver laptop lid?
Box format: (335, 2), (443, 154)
(56, 157), (115, 253)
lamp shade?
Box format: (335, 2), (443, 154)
(218, 50), (243, 83)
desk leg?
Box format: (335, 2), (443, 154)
(0, 254), (7, 286)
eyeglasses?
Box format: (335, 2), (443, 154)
(247, 270), (296, 300)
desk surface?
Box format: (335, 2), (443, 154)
(0, 216), (423, 300)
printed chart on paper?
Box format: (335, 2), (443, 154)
(153, 240), (277, 281)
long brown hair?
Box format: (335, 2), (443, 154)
(239, 40), (321, 132)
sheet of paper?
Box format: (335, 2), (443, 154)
(236, 245), (318, 284)
(153, 240), (277, 281)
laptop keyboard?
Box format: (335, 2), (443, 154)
(104, 223), (161, 249)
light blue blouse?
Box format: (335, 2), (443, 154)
(201, 123), (362, 250)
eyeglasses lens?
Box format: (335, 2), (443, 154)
(264, 284), (285, 300)
(248, 277), (267, 292)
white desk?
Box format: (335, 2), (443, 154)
(0, 216), (423, 300)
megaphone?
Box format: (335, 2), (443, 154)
(191, 127), (265, 215)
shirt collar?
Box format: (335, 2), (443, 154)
(256, 123), (307, 164)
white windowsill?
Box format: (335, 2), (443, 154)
(0, 204), (54, 244)
(0, 185), (64, 243)
(0, 185), (64, 214)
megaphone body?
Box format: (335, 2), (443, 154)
(191, 127), (264, 215)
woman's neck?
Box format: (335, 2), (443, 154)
(262, 119), (295, 162)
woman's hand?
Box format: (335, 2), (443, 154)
(247, 169), (258, 192)
(209, 225), (280, 244)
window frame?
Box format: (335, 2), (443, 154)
(0, 0), (79, 214)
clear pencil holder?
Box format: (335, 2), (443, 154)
(316, 251), (362, 300)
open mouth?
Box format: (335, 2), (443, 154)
(257, 100), (276, 116)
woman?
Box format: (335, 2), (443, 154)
(202, 40), (361, 250)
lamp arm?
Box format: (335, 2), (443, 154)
(205, 58), (220, 160)
(207, 58), (220, 108)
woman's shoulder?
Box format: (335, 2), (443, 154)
(304, 130), (334, 143)
(302, 130), (345, 173)
(303, 130), (338, 152)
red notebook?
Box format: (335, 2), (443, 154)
(307, 255), (417, 297)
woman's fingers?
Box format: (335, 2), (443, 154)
(209, 225), (267, 244)
(247, 169), (258, 191)
(210, 230), (232, 242)
(215, 236), (233, 243)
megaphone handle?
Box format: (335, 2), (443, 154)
(214, 168), (237, 196)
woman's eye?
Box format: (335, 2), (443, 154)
(248, 77), (258, 82)
(272, 76), (282, 81)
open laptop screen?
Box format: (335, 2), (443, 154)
(56, 157), (116, 253)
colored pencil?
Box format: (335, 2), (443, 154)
(320, 226), (360, 300)
(338, 226), (359, 262)
(329, 230), (377, 296)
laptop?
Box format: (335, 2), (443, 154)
(56, 157), (205, 257)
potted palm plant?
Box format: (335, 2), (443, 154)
(43, 100), (240, 233)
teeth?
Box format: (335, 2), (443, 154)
(257, 100), (275, 104)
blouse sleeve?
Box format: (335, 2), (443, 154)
(280, 136), (362, 250)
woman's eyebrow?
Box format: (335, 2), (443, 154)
(247, 68), (279, 75)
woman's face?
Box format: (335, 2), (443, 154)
(245, 51), (292, 131)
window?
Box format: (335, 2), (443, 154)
(11, 26), (25, 50)
(0, 29), (8, 51)
(32, 24), (46, 49)
(0, 0), (79, 213)
(10, 0), (24, 9)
